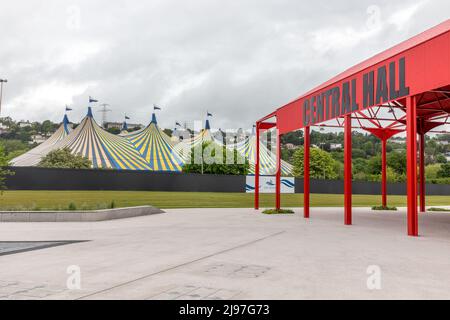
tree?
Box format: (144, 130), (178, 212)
(437, 163), (450, 178)
(38, 148), (92, 169)
(0, 139), (30, 158)
(106, 127), (121, 135)
(387, 151), (407, 174)
(182, 142), (249, 175)
(367, 155), (382, 175)
(292, 147), (338, 179)
(362, 141), (375, 157)
(436, 154), (447, 164)
(352, 148), (366, 159)
(41, 120), (56, 137)
(281, 130), (303, 146)
(0, 145), (14, 194)
(353, 158), (368, 175)
(163, 129), (173, 137)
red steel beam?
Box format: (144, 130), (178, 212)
(419, 131), (426, 213)
(304, 126), (310, 218)
(275, 130), (281, 210)
(344, 114), (352, 226)
(259, 122), (277, 131)
(254, 122), (260, 210)
(406, 96), (418, 236)
(381, 139), (387, 207)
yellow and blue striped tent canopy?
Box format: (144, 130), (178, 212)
(234, 132), (293, 176)
(11, 114), (72, 167)
(53, 108), (152, 170)
(184, 128), (215, 147)
(125, 114), (185, 172)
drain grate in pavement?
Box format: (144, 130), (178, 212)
(0, 241), (86, 256)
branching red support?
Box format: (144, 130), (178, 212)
(363, 127), (403, 207)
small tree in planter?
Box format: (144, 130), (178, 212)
(183, 141), (249, 175)
(38, 148), (92, 169)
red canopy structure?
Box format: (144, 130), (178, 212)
(255, 20), (450, 236)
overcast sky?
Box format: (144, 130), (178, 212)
(0, 0), (449, 130)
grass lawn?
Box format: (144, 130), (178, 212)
(0, 191), (449, 210)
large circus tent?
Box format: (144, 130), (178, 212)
(50, 107), (152, 170)
(124, 113), (185, 172)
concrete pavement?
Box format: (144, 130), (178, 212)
(0, 207), (449, 300)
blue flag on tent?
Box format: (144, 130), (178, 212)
(89, 96), (98, 103)
(175, 122), (181, 127)
(65, 105), (72, 112)
(154, 104), (161, 111)
(207, 112), (213, 117)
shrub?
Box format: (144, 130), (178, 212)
(262, 209), (295, 215)
(372, 205), (398, 211)
(428, 207), (450, 212)
(68, 203), (77, 211)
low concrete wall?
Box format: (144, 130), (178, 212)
(0, 206), (164, 222)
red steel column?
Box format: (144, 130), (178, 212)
(419, 132), (426, 213)
(304, 127), (310, 218)
(381, 139), (387, 207)
(406, 96), (418, 236)
(254, 122), (260, 210)
(275, 129), (281, 210)
(344, 114), (352, 225)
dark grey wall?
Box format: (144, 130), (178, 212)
(294, 178), (450, 196)
(5, 167), (450, 195)
(6, 167), (245, 192)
